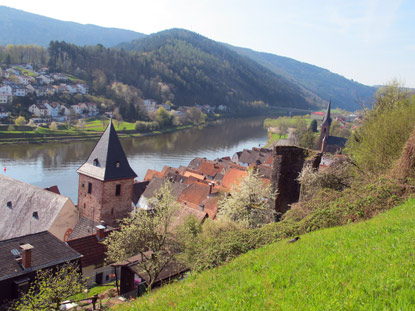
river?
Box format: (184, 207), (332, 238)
(0, 117), (271, 202)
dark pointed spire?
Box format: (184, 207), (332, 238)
(77, 120), (137, 181)
(322, 99), (332, 126)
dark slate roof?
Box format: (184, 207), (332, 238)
(0, 231), (82, 281)
(133, 181), (150, 205)
(69, 216), (115, 240)
(322, 100), (332, 126)
(0, 175), (73, 240)
(77, 120), (137, 181)
(327, 135), (347, 147)
(67, 230), (113, 268)
(142, 178), (188, 200)
(238, 148), (272, 166)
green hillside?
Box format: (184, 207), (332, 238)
(115, 29), (311, 110)
(114, 199), (415, 310)
(226, 44), (376, 111)
(0, 6), (145, 47)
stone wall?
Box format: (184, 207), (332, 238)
(272, 146), (321, 216)
(78, 175), (134, 226)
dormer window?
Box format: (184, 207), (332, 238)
(115, 161), (120, 168)
(93, 158), (100, 167)
(32, 211), (39, 219)
(7, 201), (12, 209)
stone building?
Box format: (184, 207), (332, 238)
(77, 120), (137, 226)
(319, 100), (347, 153)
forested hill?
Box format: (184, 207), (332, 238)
(0, 6), (145, 47)
(226, 44), (376, 111)
(114, 29), (311, 110)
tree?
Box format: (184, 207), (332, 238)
(15, 116), (26, 126)
(49, 121), (58, 131)
(309, 119), (318, 133)
(12, 263), (86, 311)
(218, 169), (276, 228)
(104, 181), (181, 289)
(155, 107), (172, 128)
(347, 82), (415, 174)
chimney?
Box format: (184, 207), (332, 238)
(20, 244), (34, 269)
(96, 225), (105, 240)
(208, 182), (213, 195)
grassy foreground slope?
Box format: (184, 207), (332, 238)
(115, 199), (415, 311)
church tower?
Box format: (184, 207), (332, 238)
(77, 120), (137, 226)
(319, 100), (332, 151)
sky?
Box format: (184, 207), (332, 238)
(0, 0), (414, 87)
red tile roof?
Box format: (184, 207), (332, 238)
(144, 169), (164, 182)
(222, 168), (248, 189)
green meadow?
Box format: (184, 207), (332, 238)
(114, 199), (415, 311)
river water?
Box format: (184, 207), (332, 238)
(0, 117), (270, 202)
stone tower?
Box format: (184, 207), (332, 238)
(77, 120), (137, 226)
(319, 100), (332, 151)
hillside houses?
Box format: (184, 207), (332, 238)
(27, 100), (98, 120)
(0, 64), (89, 108)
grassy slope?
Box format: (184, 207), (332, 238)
(114, 199), (415, 311)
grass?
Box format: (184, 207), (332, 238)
(70, 282), (116, 302)
(114, 199), (415, 310)
(0, 119), (203, 144)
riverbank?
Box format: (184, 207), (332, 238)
(0, 122), (203, 145)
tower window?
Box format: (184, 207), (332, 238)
(7, 201), (12, 209)
(88, 182), (92, 194)
(115, 184), (121, 196)
(115, 161), (120, 168)
(93, 158), (100, 167)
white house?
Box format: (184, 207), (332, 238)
(44, 102), (61, 117)
(77, 84), (89, 95)
(34, 86), (47, 97)
(11, 85), (27, 97)
(28, 103), (48, 117)
(66, 85), (78, 94)
(38, 74), (53, 84)
(17, 75), (31, 85)
(143, 99), (157, 113)
(70, 104), (85, 115)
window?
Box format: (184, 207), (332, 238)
(115, 161), (120, 168)
(7, 201), (12, 209)
(115, 184), (121, 196)
(93, 158), (100, 167)
(88, 182), (92, 194)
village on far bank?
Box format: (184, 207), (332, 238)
(0, 96), (353, 309)
(0, 63), (227, 140)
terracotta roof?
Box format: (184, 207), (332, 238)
(0, 175), (74, 240)
(183, 170), (206, 180)
(144, 169), (164, 182)
(0, 231), (81, 281)
(170, 205), (207, 230)
(222, 168), (248, 189)
(44, 185), (61, 195)
(77, 120), (137, 181)
(67, 230), (113, 267)
(197, 161), (223, 178)
(177, 182), (217, 212)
